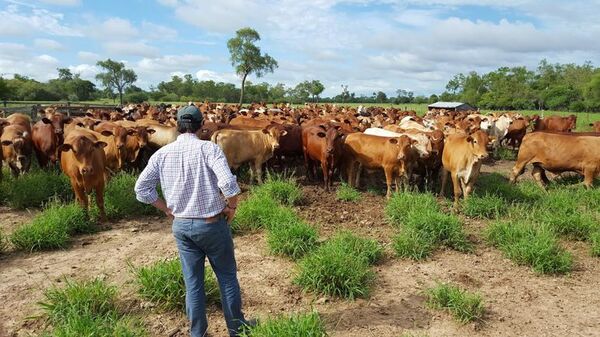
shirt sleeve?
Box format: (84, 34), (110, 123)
(208, 144), (241, 198)
(134, 152), (160, 204)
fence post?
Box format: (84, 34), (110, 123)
(2, 100), (6, 108)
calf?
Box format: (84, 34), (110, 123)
(343, 133), (415, 198)
(211, 125), (287, 184)
(32, 119), (59, 168)
(503, 117), (530, 149)
(510, 132), (600, 188)
(302, 125), (346, 190)
(1, 124), (33, 177)
(440, 130), (489, 207)
(59, 129), (108, 221)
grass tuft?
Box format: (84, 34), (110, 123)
(393, 229), (435, 260)
(104, 172), (161, 219)
(590, 231), (600, 257)
(0, 228), (7, 253)
(0, 170), (71, 209)
(267, 220), (319, 260)
(10, 202), (95, 252)
(426, 283), (485, 323)
(232, 193), (299, 232)
(133, 258), (220, 311)
(386, 191), (439, 224)
(486, 221), (573, 274)
(462, 194), (508, 219)
(494, 147), (517, 161)
(239, 311), (326, 337)
(336, 183), (361, 202)
(328, 231), (383, 265)
(253, 172), (302, 206)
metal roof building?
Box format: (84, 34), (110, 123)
(428, 101), (475, 111)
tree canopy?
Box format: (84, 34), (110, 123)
(95, 59), (137, 105)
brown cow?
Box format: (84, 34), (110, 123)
(1, 124), (33, 177)
(32, 119), (59, 168)
(532, 114), (577, 132)
(589, 121), (600, 132)
(59, 129), (108, 221)
(94, 122), (129, 165)
(510, 132), (600, 188)
(343, 133), (415, 198)
(440, 130), (490, 207)
(503, 117), (530, 148)
(302, 125), (346, 190)
(211, 125), (287, 184)
(43, 112), (71, 144)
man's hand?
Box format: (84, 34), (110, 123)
(223, 205), (236, 224)
(151, 198), (174, 220)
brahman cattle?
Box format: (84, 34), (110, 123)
(532, 114), (577, 132)
(302, 125), (346, 190)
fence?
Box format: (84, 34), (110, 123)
(0, 101), (118, 120)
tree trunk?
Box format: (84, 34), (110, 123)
(119, 90), (123, 106)
(239, 73), (248, 105)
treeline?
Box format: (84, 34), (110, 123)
(441, 60), (600, 111)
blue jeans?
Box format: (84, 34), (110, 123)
(172, 215), (248, 337)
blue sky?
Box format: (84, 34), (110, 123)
(1, 0), (599, 97)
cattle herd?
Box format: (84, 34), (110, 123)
(0, 102), (599, 217)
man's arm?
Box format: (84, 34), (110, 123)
(208, 145), (241, 222)
(134, 154), (172, 218)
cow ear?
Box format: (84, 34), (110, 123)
(388, 138), (398, 144)
(77, 122), (84, 127)
(42, 118), (52, 124)
(94, 120), (102, 126)
(146, 128), (156, 134)
(85, 112), (94, 118)
(58, 144), (72, 152)
(100, 130), (113, 137)
(94, 141), (108, 149)
(280, 130), (287, 137)
(262, 128), (269, 134)
(63, 117), (73, 124)
(317, 132), (326, 138)
(466, 136), (474, 143)
(127, 128), (137, 135)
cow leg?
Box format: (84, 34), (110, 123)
(303, 150), (312, 181)
(451, 174), (462, 208)
(254, 160), (264, 184)
(439, 168), (449, 197)
(71, 181), (88, 209)
(531, 165), (548, 189)
(248, 164), (256, 184)
(509, 160), (528, 184)
(384, 166), (394, 199)
(321, 161), (329, 190)
(95, 184), (107, 223)
(355, 164), (363, 188)
(583, 167), (596, 188)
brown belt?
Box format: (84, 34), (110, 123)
(203, 213), (223, 222)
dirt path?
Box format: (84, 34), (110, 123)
(1, 161), (600, 337)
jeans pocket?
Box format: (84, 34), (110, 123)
(172, 218), (192, 238)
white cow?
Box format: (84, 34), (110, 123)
(364, 127), (431, 159)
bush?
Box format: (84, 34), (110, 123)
(267, 221), (318, 260)
(295, 239), (374, 299)
(486, 221), (573, 274)
(386, 192), (439, 225)
(133, 258), (220, 311)
(462, 194), (508, 219)
(0, 170), (71, 209)
(38, 278), (146, 336)
(328, 231), (383, 265)
(426, 283), (485, 323)
(253, 172), (302, 206)
(104, 172), (160, 220)
(336, 183), (361, 202)
(10, 202), (94, 252)
(233, 193), (299, 232)
(239, 312), (326, 337)
(393, 229), (435, 260)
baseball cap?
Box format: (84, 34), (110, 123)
(177, 105), (203, 123)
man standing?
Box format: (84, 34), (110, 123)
(135, 105), (250, 337)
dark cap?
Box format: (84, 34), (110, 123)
(177, 105), (203, 123)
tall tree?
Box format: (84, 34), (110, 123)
(227, 27), (278, 104)
(95, 59), (137, 105)
(308, 80), (325, 102)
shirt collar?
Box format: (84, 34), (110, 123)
(177, 133), (198, 141)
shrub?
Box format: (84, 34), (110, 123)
(10, 202), (94, 252)
(233, 193), (299, 232)
(239, 312), (326, 337)
(133, 258), (220, 311)
(590, 231), (600, 257)
(104, 172), (160, 219)
(486, 221), (573, 274)
(253, 172), (302, 206)
(386, 191), (439, 225)
(462, 194), (508, 219)
(426, 283), (485, 323)
(328, 231), (383, 265)
(295, 239), (374, 299)
(336, 183), (361, 202)
(38, 278), (146, 336)
(267, 221), (319, 260)
(0, 170), (71, 209)
(393, 229), (435, 260)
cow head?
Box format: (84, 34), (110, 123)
(387, 135), (414, 176)
(59, 135), (107, 176)
(480, 116), (494, 130)
(262, 125), (287, 151)
(466, 130), (489, 160)
(1, 129), (30, 173)
(567, 114), (577, 130)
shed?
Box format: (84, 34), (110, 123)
(428, 101), (475, 112)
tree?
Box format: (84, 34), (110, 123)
(95, 59), (137, 105)
(308, 80), (325, 102)
(375, 91), (388, 103)
(57, 68), (73, 81)
(227, 27), (278, 104)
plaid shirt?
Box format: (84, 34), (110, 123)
(134, 133), (240, 218)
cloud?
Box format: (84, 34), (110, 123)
(68, 64), (100, 79)
(0, 4), (81, 37)
(137, 54), (210, 74)
(0, 45), (61, 81)
(91, 17), (139, 41)
(196, 69), (238, 83)
(77, 51), (101, 63)
(103, 41), (160, 58)
(33, 38), (64, 50)
(39, 0), (81, 5)
(141, 21), (178, 40)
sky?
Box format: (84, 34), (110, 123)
(1, 0), (599, 97)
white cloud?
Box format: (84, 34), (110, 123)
(33, 38), (64, 50)
(103, 41), (160, 57)
(39, 0), (81, 5)
(141, 21), (178, 40)
(0, 4), (81, 37)
(0, 45), (60, 81)
(196, 69), (238, 83)
(91, 17), (139, 40)
(137, 54), (210, 73)
(77, 51), (101, 63)
(68, 64), (99, 79)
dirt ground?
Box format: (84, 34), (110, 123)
(1, 160), (600, 337)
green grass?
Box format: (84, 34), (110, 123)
(426, 283), (485, 323)
(533, 190), (599, 240)
(328, 231), (383, 265)
(386, 191), (440, 224)
(253, 172), (303, 206)
(38, 278), (146, 336)
(0, 170), (71, 209)
(0, 228), (7, 253)
(10, 202), (95, 252)
(462, 194), (508, 219)
(133, 258), (220, 312)
(239, 311), (327, 337)
(393, 229), (435, 260)
(295, 235), (375, 299)
(267, 220), (319, 260)
(486, 221), (573, 274)
(476, 173), (543, 204)
(494, 147), (517, 161)
(336, 183), (361, 202)
(232, 193), (299, 232)
(590, 231), (600, 257)
(104, 172), (161, 219)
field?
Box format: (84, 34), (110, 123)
(1, 154), (599, 337)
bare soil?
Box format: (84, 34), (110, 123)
(1, 160), (600, 337)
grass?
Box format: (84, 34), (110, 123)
(294, 232), (379, 299)
(253, 171), (303, 206)
(239, 311), (327, 337)
(426, 283), (485, 323)
(38, 278), (146, 336)
(104, 172), (161, 219)
(462, 194), (508, 219)
(590, 231), (600, 257)
(393, 229), (435, 260)
(0, 169), (71, 209)
(232, 193), (300, 232)
(336, 183), (361, 202)
(0, 228), (7, 253)
(386, 191), (440, 224)
(267, 220), (319, 260)
(10, 202), (95, 252)
(494, 147), (517, 161)
(133, 258), (220, 312)
(486, 221), (573, 274)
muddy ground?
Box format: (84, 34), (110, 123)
(1, 160), (599, 337)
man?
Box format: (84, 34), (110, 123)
(135, 105), (250, 337)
